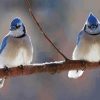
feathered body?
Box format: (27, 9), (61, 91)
(0, 33), (33, 67)
(68, 13), (100, 78)
(73, 31), (100, 62)
(0, 17), (33, 88)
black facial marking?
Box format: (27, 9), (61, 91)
(88, 24), (98, 29)
(22, 24), (26, 33)
(16, 25), (21, 29)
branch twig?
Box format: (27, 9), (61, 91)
(24, 0), (68, 60)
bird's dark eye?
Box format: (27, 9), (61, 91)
(16, 25), (21, 29)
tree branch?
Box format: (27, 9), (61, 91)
(0, 60), (100, 78)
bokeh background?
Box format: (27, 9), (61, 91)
(0, 0), (100, 100)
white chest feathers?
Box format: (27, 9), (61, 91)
(85, 44), (100, 62)
(14, 49), (25, 65)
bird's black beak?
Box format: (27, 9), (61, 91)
(10, 26), (16, 31)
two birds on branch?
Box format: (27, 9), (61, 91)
(0, 12), (99, 88)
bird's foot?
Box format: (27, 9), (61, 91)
(82, 66), (86, 71)
(3, 65), (9, 72)
(18, 65), (24, 70)
(81, 61), (86, 71)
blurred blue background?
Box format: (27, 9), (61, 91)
(0, 0), (100, 100)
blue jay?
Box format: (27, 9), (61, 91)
(0, 17), (33, 88)
(68, 13), (100, 78)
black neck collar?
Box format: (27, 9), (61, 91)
(87, 32), (100, 36)
(15, 33), (26, 38)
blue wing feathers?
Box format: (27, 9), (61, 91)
(0, 36), (8, 54)
(76, 31), (83, 45)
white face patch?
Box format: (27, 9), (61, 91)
(9, 25), (24, 37)
(85, 24), (100, 34)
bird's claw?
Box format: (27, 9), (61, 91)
(18, 65), (24, 70)
(3, 65), (9, 72)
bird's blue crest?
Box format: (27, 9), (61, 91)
(87, 13), (98, 25)
(11, 18), (21, 27)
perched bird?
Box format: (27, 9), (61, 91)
(68, 13), (100, 78)
(0, 17), (33, 88)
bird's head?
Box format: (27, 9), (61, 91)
(10, 17), (26, 36)
(84, 12), (100, 35)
